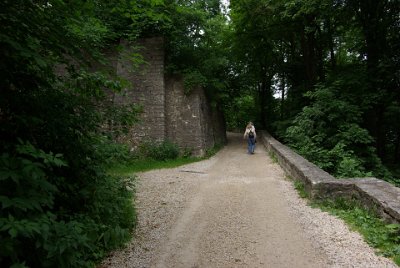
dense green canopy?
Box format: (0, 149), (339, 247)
(228, 0), (399, 182)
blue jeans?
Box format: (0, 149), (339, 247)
(247, 137), (255, 154)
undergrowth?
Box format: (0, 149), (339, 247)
(293, 179), (308, 199)
(107, 141), (223, 176)
(269, 151), (278, 163)
(205, 143), (224, 158)
(0, 141), (136, 268)
(292, 180), (400, 265)
(108, 157), (203, 175)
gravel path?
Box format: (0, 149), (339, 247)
(102, 132), (397, 268)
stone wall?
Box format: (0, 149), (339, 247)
(261, 131), (400, 224)
(209, 105), (227, 147)
(114, 38), (166, 144)
(165, 76), (227, 155)
(165, 77), (206, 155)
(111, 37), (226, 155)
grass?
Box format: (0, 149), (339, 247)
(314, 198), (400, 265)
(205, 143), (224, 157)
(108, 157), (204, 176)
(293, 179), (309, 199)
(291, 178), (400, 265)
(268, 151), (278, 163)
(107, 143), (223, 176)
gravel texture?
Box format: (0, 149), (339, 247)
(101, 132), (397, 268)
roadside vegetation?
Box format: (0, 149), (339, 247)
(105, 140), (222, 176)
(294, 180), (400, 265)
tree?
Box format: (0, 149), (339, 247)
(164, 0), (231, 100)
(0, 1), (141, 266)
(228, 0), (400, 184)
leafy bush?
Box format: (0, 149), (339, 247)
(293, 179), (308, 199)
(140, 140), (180, 161)
(94, 137), (137, 167)
(284, 72), (392, 180)
(0, 2), (139, 266)
(0, 142), (136, 267)
(181, 147), (194, 158)
(205, 143), (224, 158)
(183, 69), (207, 94)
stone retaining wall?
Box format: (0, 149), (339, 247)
(115, 38), (166, 143)
(165, 77), (226, 156)
(112, 37), (226, 156)
(165, 77), (208, 156)
(261, 131), (400, 224)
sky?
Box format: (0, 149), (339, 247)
(221, 0), (230, 15)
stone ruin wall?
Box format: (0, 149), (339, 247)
(112, 37), (226, 156)
(165, 77), (226, 156)
(114, 38), (166, 143)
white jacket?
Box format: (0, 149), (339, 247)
(243, 126), (256, 139)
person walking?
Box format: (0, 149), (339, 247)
(244, 122), (256, 154)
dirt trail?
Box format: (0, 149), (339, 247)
(102, 132), (396, 268)
(153, 133), (327, 268)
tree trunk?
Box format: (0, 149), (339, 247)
(376, 105), (386, 159)
(394, 131), (400, 163)
(326, 17), (336, 70)
(316, 25), (325, 82)
(259, 81), (267, 129)
(258, 72), (273, 130)
(280, 75), (285, 120)
(300, 16), (318, 90)
(356, 0), (388, 159)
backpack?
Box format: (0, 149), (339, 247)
(248, 130), (254, 138)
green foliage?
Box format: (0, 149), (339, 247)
(0, 142), (135, 267)
(108, 157), (204, 176)
(269, 152), (278, 164)
(293, 175), (400, 264)
(284, 69), (392, 180)
(315, 198), (400, 265)
(293, 180), (308, 199)
(101, 103), (143, 139)
(1, 0), (398, 264)
(164, 0), (231, 101)
(183, 69), (208, 94)
(140, 140), (180, 161)
(205, 143), (224, 158)
(181, 147), (194, 158)
(108, 142), (224, 176)
(102, 137), (218, 175)
(94, 137), (136, 167)
(230, 0), (400, 184)
(224, 95), (260, 131)
(0, 1), (140, 267)
(66, 17), (110, 47)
